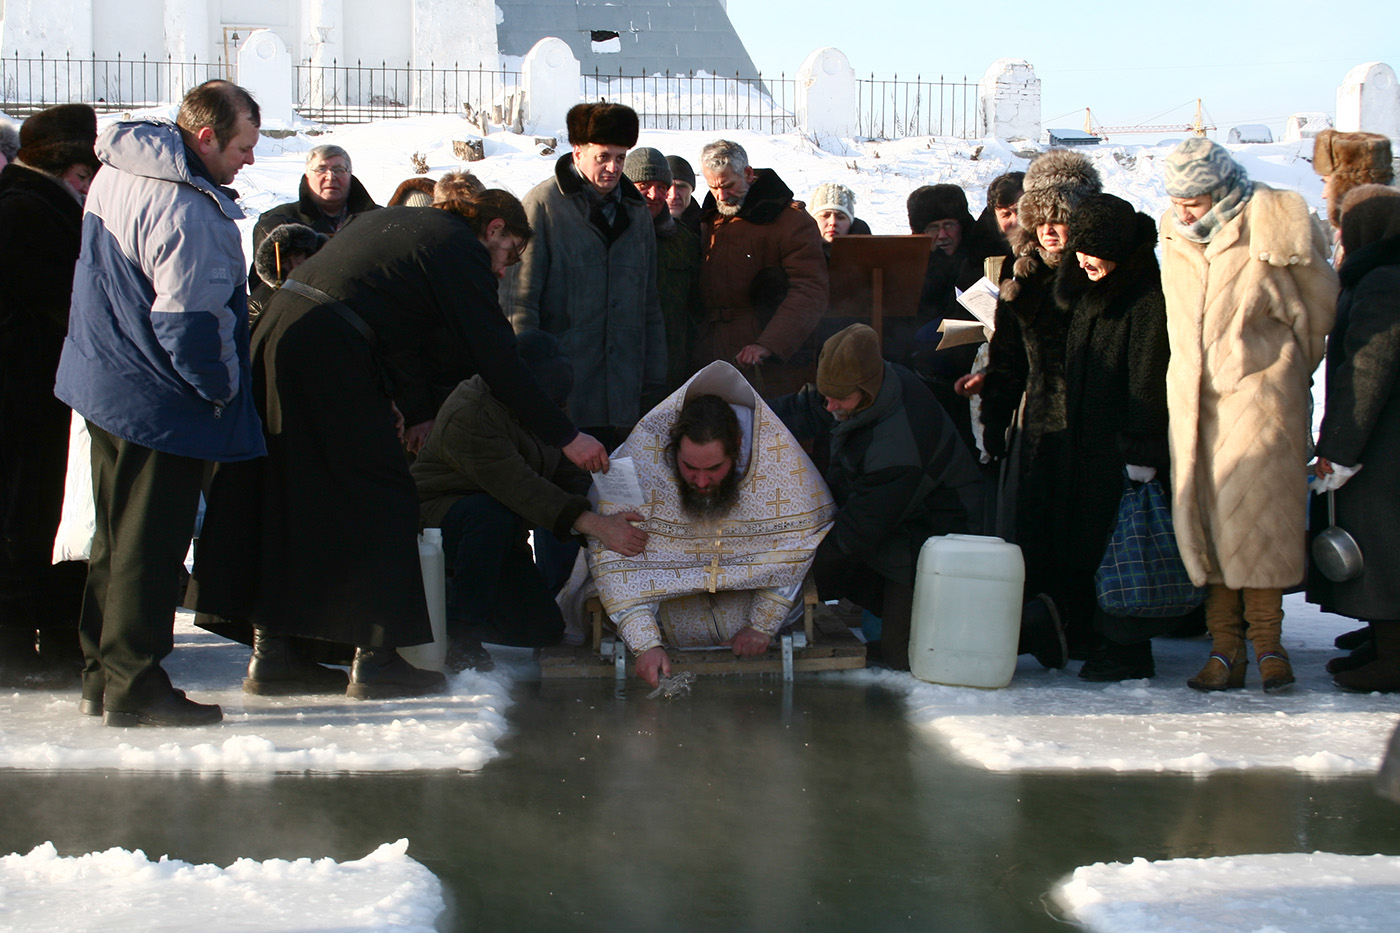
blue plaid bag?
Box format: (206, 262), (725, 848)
(1094, 475), (1205, 617)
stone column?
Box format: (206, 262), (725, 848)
(977, 58), (1040, 143)
(795, 47), (857, 141)
(302, 0), (343, 109)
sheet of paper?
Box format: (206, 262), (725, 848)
(935, 318), (991, 350)
(591, 456), (645, 507)
(954, 276), (1000, 330)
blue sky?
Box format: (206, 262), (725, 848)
(726, 1), (1397, 135)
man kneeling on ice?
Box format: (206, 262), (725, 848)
(565, 362), (835, 687)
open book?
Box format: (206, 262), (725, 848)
(935, 276), (1000, 349)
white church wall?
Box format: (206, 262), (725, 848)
(92, 0), (162, 62)
(342, 0), (411, 67)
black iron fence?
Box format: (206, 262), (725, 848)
(2, 53), (981, 140)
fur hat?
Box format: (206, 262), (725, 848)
(907, 184), (972, 234)
(817, 323), (884, 404)
(666, 155), (695, 189)
(16, 103), (100, 174)
(809, 183), (856, 222)
(387, 176), (436, 207)
(1067, 193), (1155, 263)
(1017, 150), (1102, 230)
(566, 102), (639, 149)
(624, 147), (671, 185)
(1340, 184), (1400, 256)
(254, 223), (328, 286)
(1313, 129), (1394, 228)
(514, 329), (574, 409)
(0, 119), (19, 163)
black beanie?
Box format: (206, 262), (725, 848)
(666, 155), (695, 189)
(907, 184), (973, 235)
(1067, 194), (1154, 263)
(515, 329), (574, 409)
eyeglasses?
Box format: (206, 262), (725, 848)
(309, 165), (350, 177)
(924, 220), (961, 235)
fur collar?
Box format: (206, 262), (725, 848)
(700, 168), (797, 225)
(1053, 234), (1160, 316)
(1339, 233), (1400, 287)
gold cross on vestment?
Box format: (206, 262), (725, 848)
(640, 583), (668, 599)
(642, 435), (668, 464)
(789, 462), (808, 483)
(767, 492), (792, 519)
(686, 537), (736, 594)
(766, 435), (790, 462)
(644, 487), (665, 515)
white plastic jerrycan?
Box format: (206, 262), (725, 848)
(401, 528), (448, 673)
(907, 534), (1024, 688)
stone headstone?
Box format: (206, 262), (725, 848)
(795, 47), (857, 140)
(1337, 61), (1400, 139)
(238, 29), (295, 127)
(978, 59), (1040, 143)
(1284, 112), (1333, 142)
(521, 37), (580, 138)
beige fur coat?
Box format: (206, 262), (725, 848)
(1159, 184), (1338, 589)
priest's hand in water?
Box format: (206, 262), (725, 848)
(636, 646), (671, 688)
(575, 510), (648, 556)
(562, 432), (609, 473)
(723, 626), (772, 658)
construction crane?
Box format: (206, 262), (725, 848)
(1083, 99), (1216, 139)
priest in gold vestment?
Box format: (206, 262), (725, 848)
(569, 361), (836, 685)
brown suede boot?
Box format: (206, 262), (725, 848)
(1187, 584), (1247, 691)
(1243, 587), (1292, 693)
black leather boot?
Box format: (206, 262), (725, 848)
(347, 648), (447, 700)
(244, 629), (349, 695)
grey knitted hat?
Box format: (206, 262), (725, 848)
(1164, 138), (1243, 199)
(808, 182), (856, 221)
(624, 147), (672, 186)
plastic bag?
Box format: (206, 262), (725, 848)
(1094, 476), (1204, 617)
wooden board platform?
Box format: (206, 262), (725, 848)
(539, 600), (867, 680)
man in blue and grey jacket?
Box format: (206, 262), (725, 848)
(54, 80), (266, 727)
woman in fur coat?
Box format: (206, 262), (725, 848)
(1159, 139), (1338, 693)
(979, 149), (1101, 661)
(1308, 186), (1400, 692)
(1053, 195), (1172, 681)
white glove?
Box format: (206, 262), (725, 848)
(1314, 462), (1362, 493)
(1126, 464), (1157, 483)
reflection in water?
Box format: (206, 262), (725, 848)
(2, 679), (1398, 931)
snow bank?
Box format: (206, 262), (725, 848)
(1053, 852), (1400, 932)
(0, 612), (519, 773)
(0, 839), (443, 932)
(865, 595), (1400, 774)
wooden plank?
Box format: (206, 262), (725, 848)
(538, 642), (866, 680)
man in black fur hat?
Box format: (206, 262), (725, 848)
(501, 102), (665, 448)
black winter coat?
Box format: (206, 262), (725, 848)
(247, 173), (379, 290)
(1053, 226), (1170, 580)
(1307, 234), (1400, 621)
(772, 362), (982, 585)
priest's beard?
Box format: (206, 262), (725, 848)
(677, 468), (742, 519)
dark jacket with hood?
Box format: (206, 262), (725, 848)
(248, 173), (378, 290)
(500, 153), (666, 429)
(772, 362), (982, 584)
(696, 168), (829, 396)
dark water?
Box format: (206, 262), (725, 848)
(3, 678), (1400, 932)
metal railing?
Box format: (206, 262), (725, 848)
(856, 74), (978, 140)
(1, 52), (226, 117)
(2, 53), (982, 140)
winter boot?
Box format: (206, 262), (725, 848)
(347, 648), (447, 700)
(1327, 625), (1376, 674)
(1078, 639), (1155, 682)
(446, 637), (495, 673)
(878, 580), (915, 672)
(1187, 584), (1248, 691)
(1018, 594), (1068, 670)
(1243, 587), (1292, 693)
(1334, 621), (1400, 693)
(244, 629), (349, 695)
